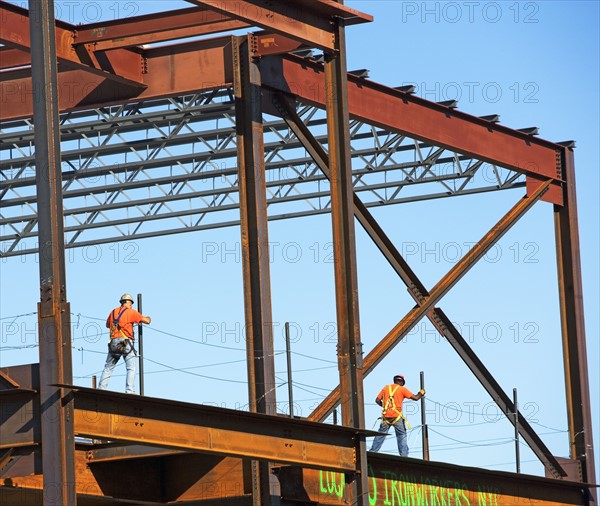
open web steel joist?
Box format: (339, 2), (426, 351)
(0, 0), (595, 504)
(0, 93), (525, 256)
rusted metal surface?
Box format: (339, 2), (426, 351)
(233, 34), (279, 504)
(324, 17), (369, 504)
(250, 32), (306, 57)
(0, 366), (592, 504)
(73, 7), (249, 49)
(28, 2), (76, 504)
(554, 147), (597, 503)
(0, 388), (38, 449)
(0, 47), (31, 69)
(188, 0), (371, 51)
(276, 454), (586, 506)
(0, 2), (144, 85)
(64, 385), (364, 473)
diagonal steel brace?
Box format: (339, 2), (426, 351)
(272, 93), (565, 478)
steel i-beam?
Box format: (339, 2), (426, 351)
(27, 1), (76, 505)
(324, 17), (369, 505)
(233, 35), (279, 505)
(554, 147), (597, 503)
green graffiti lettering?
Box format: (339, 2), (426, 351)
(383, 478), (392, 506)
(382, 471), (393, 505)
(319, 470), (327, 493)
(336, 473), (345, 498)
(414, 482), (427, 506)
(391, 477), (402, 506)
(368, 465), (378, 506)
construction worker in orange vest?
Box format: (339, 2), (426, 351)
(98, 293), (151, 393)
(369, 374), (425, 456)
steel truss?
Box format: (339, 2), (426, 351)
(0, 89), (523, 256)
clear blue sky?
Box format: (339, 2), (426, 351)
(1, 0), (598, 481)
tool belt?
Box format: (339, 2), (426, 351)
(108, 338), (134, 355)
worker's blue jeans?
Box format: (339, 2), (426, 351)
(370, 418), (409, 456)
(98, 339), (136, 393)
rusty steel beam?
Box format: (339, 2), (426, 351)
(554, 147), (597, 503)
(187, 0), (372, 51)
(65, 385), (365, 473)
(324, 17), (368, 504)
(260, 54), (564, 205)
(0, 47), (31, 69)
(73, 7), (250, 50)
(276, 455), (586, 506)
(309, 180), (552, 423)
(0, 37), (233, 120)
(0, 1), (144, 86)
(233, 35), (279, 505)
(27, 1), (76, 505)
(273, 94), (566, 479)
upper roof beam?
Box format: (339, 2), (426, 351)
(72, 7), (250, 50)
(0, 1), (144, 86)
(187, 0), (372, 51)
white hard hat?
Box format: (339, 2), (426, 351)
(119, 293), (134, 303)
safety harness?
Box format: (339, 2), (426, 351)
(109, 307), (136, 355)
(381, 385), (411, 429)
(110, 307), (130, 339)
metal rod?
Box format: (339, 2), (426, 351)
(514, 388), (520, 473)
(137, 293), (145, 396)
(285, 322), (294, 418)
(420, 371), (430, 461)
(92, 375), (97, 389)
(28, 0), (76, 504)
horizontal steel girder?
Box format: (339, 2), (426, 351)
(0, 2), (145, 86)
(187, 0), (372, 51)
(276, 456), (586, 506)
(62, 385), (369, 472)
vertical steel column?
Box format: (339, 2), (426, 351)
(554, 148), (596, 503)
(324, 17), (369, 505)
(28, 1), (76, 505)
(233, 35), (279, 506)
